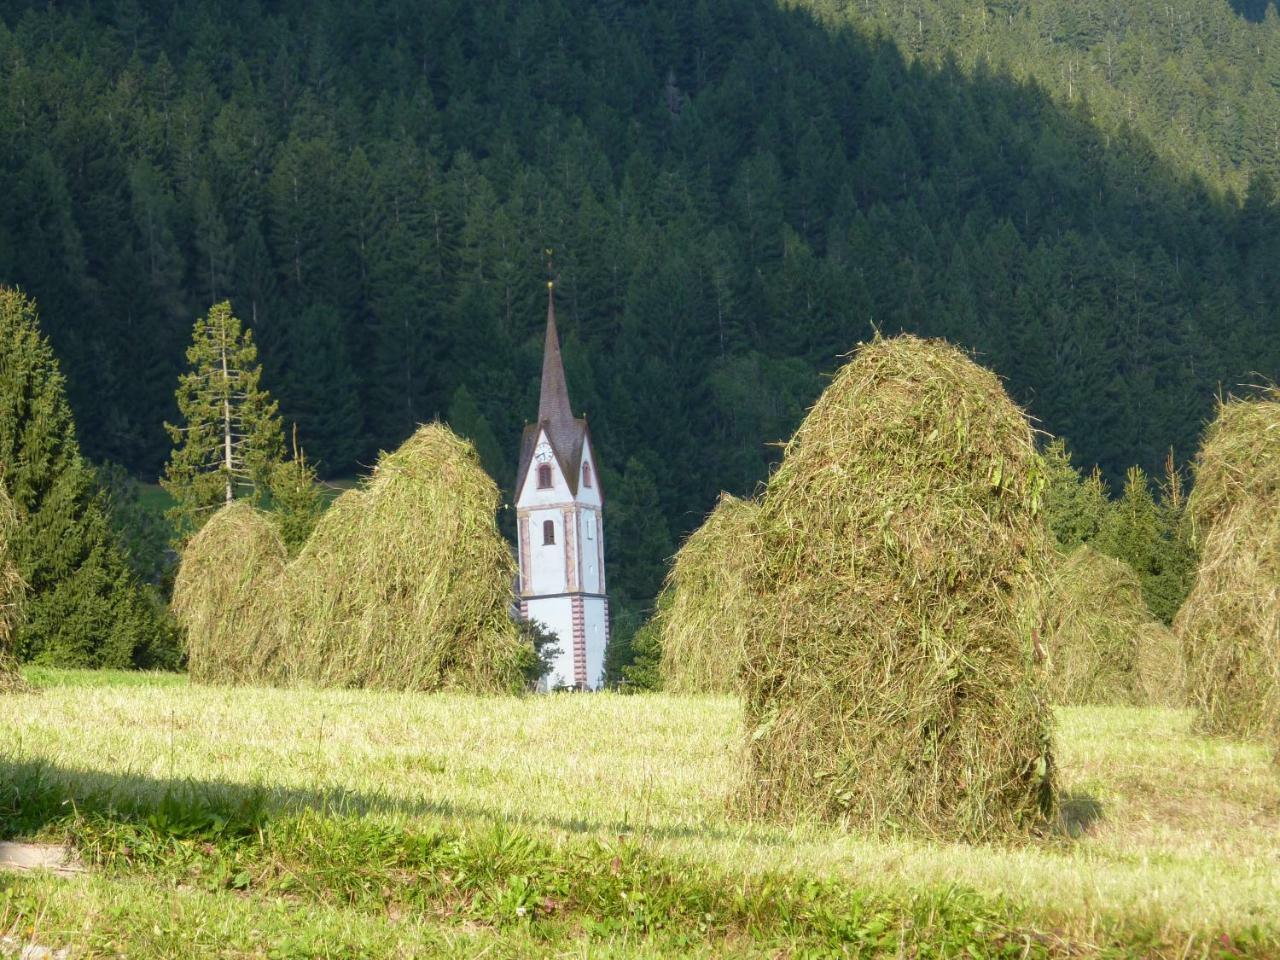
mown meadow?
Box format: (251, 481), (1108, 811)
(1, 669), (1276, 958)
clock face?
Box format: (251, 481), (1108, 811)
(534, 442), (554, 464)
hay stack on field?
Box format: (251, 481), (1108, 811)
(1042, 546), (1181, 706)
(171, 501), (288, 685)
(741, 335), (1055, 839)
(173, 424), (526, 694)
(0, 487), (27, 692)
(1175, 389), (1280, 751)
(282, 425), (525, 692)
(657, 494), (760, 694)
(1135, 622), (1184, 708)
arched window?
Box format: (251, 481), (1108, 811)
(583, 462), (593, 488)
(537, 464), (553, 489)
(542, 519), (556, 545)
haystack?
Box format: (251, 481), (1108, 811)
(171, 500), (288, 685)
(1042, 546), (1181, 706)
(1175, 389), (1280, 751)
(173, 424), (526, 693)
(0, 487), (27, 692)
(740, 335), (1055, 839)
(281, 425), (525, 692)
(1134, 622), (1184, 709)
(658, 494), (760, 694)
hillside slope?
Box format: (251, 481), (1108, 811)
(0, 0), (1278, 618)
(790, 0), (1280, 193)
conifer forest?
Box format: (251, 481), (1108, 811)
(2, 0), (1279, 635)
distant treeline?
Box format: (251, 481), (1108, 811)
(1, 0), (1278, 632)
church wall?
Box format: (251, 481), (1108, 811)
(517, 430), (573, 507)
(526, 507), (569, 594)
(526, 595), (576, 689)
(576, 508), (603, 594)
(582, 595), (609, 689)
(574, 438), (603, 508)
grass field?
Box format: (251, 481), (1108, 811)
(1, 671), (1278, 957)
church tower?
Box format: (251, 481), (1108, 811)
(515, 283), (609, 690)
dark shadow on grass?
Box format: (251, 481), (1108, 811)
(1054, 791), (1105, 839)
(0, 755), (795, 848)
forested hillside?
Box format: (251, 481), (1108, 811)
(1, 0), (1278, 628)
(793, 0), (1280, 193)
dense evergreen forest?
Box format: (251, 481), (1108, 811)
(1, 0), (1279, 634)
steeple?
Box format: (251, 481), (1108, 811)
(515, 277), (609, 690)
(536, 282), (584, 470)
(538, 282), (574, 430)
(515, 276), (593, 497)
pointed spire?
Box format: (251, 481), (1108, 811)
(538, 281), (575, 430)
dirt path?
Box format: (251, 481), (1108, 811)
(0, 843), (81, 878)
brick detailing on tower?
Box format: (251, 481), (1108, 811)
(518, 516), (533, 596)
(571, 595), (587, 688)
(562, 507), (578, 592)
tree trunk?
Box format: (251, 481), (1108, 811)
(222, 336), (234, 504)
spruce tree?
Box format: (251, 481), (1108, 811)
(1042, 439), (1111, 550)
(163, 301), (283, 539)
(267, 428), (325, 553)
(1094, 465), (1194, 625)
(0, 288), (176, 668)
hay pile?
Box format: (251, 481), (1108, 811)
(1042, 546), (1182, 706)
(1175, 389), (1280, 751)
(740, 335), (1055, 839)
(172, 500), (288, 685)
(173, 424), (526, 693)
(657, 494), (760, 695)
(1135, 622), (1185, 709)
(0, 487), (27, 692)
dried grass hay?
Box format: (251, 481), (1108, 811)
(657, 494), (760, 695)
(173, 424), (526, 693)
(0, 486), (27, 692)
(740, 335), (1055, 839)
(1175, 388), (1280, 752)
(171, 500), (288, 685)
(1042, 546), (1180, 706)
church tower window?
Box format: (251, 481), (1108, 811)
(537, 464), (553, 489)
(583, 463), (593, 488)
(542, 519), (556, 545)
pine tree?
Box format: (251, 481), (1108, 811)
(0, 288), (176, 668)
(267, 427), (325, 553)
(1041, 438), (1111, 550)
(163, 301), (283, 539)
(276, 304), (363, 475)
(447, 385), (507, 486)
(1094, 465), (1191, 624)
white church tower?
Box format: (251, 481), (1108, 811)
(515, 283), (609, 690)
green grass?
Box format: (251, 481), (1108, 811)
(133, 483), (174, 518)
(1, 670), (1277, 957)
